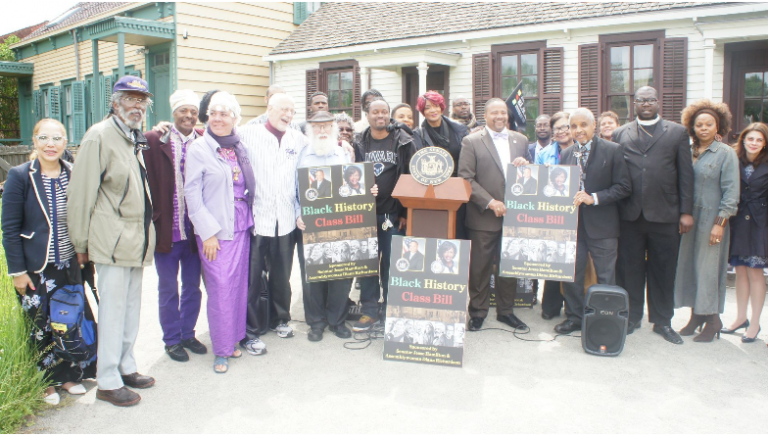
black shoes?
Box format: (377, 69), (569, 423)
(497, 314), (528, 330)
(330, 323), (352, 339)
(741, 327), (761, 343)
(308, 327), (324, 342)
(627, 321), (641, 335)
(96, 386), (141, 407)
(121, 373), (156, 389)
(181, 337), (208, 354)
(721, 319), (749, 335)
(554, 319), (581, 334)
(541, 312), (557, 320)
(653, 324), (684, 345)
(165, 344), (190, 362)
(468, 317), (484, 331)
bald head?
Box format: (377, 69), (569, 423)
(634, 86), (659, 120)
(265, 84), (286, 104)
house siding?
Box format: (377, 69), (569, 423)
(175, 2), (296, 121)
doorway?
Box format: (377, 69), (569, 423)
(402, 65), (450, 127)
(724, 40), (768, 141)
(147, 46), (171, 127)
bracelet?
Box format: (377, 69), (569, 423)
(714, 216), (727, 227)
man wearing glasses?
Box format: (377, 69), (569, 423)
(612, 86), (694, 345)
(68, 76), (156, 407)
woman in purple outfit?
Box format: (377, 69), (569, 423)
(184, 92), (255, 373)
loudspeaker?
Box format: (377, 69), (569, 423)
(582, 284), (629, 356)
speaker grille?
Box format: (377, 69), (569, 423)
(586, 292), (627, 312)
(585, 317), (623, 354)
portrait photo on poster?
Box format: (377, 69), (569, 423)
(341, 164), (366, 197)
(384, 318), (466, 347)
(432, 239), (460, 275)
(308, 166), (333, 200)
(398, 237), (426, 272)
(545, 165), (570, 198)
(514, 164), (539, 196)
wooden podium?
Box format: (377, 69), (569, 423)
(392, 175), (471, 239)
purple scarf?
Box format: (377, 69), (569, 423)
(206, 127), (256, 206)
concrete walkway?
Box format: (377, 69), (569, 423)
(27, 254), (768, 433)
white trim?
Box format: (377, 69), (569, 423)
(265, 3), (768, 62)
(28, 164), (51, 273)
(356, 49), (461, 69)
(20, 232), (35, 239)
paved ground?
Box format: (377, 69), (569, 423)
(26, 253), (768, 434)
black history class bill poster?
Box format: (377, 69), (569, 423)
(499, 163), (580, 282)
(384, 236), (471, 367)
(298, 162), (378, 282)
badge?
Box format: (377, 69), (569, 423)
(396, 258), (410, 272)
(431, 260), (444, 274)
(339, 185), (351, 197)
(511, 183), (524, 196)
(543, 185), (555, 197)
(305, 188), (318, 201)
(373, 163), (385, 177)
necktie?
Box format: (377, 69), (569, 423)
(492, 131), (508, 141)
(577, 145), (588, 190)
(132, 129), (150, 155)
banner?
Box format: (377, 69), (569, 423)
(499, 163), (580, 282)
(298, 162), (378, 282)
(505, 80), (527, 131)
(384, 236), (471, 367)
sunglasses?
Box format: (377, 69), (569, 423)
(339, 127), (354, 132)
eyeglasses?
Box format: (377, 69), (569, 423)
(553, 126), (570, 133)
(339, 127), (354, 132)
(122, 96), (149, 107)
(454, 102), (470, 107)
(634, 98), (658, 105)
(36, 135), (66, 145)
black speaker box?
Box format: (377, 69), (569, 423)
(582, 284), (629, 356)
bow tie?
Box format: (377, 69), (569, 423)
(492, 131), (508, 141)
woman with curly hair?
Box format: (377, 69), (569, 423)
(674, 99), (740, 342)
(722, 123), (768, 342)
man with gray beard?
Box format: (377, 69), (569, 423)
(68, 76), (157, 407)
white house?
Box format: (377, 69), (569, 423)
(264, 2), (768, 142)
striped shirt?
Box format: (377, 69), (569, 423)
(42, 171), (76, 264)
(239, 123), (308, 237)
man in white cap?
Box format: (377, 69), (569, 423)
(143, 89), (208, 363)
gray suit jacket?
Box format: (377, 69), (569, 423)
(458, 128), (531, 232)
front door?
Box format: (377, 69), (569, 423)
(725, 40), (768, 141)
(148, 50), (171, 127)
(402, 65), (450, 127)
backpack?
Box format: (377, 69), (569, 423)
(49, 284), (97, 362)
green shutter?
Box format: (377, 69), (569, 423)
(294, 2), (307, 25)
(48, 86), (61, 121)
(72, 81), (86, 143)
(33, 89), (41, 121)
(103, 75), (113, 116)
(90, 76), (99, 122)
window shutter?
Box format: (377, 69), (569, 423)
(472, 52), (493, 126)
(48, 86), (61, 121)
(660, 37), (688, 124)
(33, 90), (41, 122)
(294, 2), (308, 25)
(306, 68), (320, 117)
(353, 66), (361, 122)
(578, 43), (601, 115)
(72, 81), (86, 143)
(103, 75), (113, 118)
(541, 47), (564, 117)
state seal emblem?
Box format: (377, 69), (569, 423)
(409, 147), (454, 186)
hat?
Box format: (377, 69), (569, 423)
(170, 89), (200, 113)
(113, 75), (153, 96)
(307, 111), (335, 123)
(208, 91), (242, 126)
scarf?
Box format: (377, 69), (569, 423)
(424, 118), (451, 149)
(206, 127), (256, 206)
(451, 112), (477, 128)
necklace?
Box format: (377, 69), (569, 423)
(218, 148), (241, 182)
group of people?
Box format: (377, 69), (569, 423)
(3, 71), (767, 408)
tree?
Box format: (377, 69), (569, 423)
(0, 35), (21, 142)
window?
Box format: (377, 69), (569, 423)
(499, 52), (539, 140)
(326, 69), (354, 117)
(743, 71), (768, 125)
(606, 43), (655, 124)
(294, 2), (322, 26)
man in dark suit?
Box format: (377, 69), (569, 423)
(404, 240), (425, 271)
(516, 166), (538, 194)
(612, 86), (693, 345)
(311, 169), (332, 198)
(556, 108), (631, 334)
(458, 98), (532, 332)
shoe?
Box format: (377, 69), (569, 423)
(241, 338), (267, 356)
(181, 337), (208, 354)
(653, 324), (684, 344)
(554, 319), (581, 334)
(44, 391), (60, 406)
(626, 321), (641, 335)
(213, 356), (229, 374)
(741, 327), (761, 343)
(165, 344), (190, 362)
(497, 314), (528, 330)
(65, 384), (86, 395)
(121, 373), (155, 389)
(330, 323), (352, 339)
(468, 317), (484, 331)
(679, 310), (706, 336)
(693, 315), (722, 342)
(96, 387), (141, 407)
(541, 312), (557, 320)
(722, 319), (749, 335)
(347, 298), (356, 307)
(308, 327), (324, 342)
(270, 322), (295, 338)
(352, 315), (377, 332)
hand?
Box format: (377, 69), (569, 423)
(296, 216), (307, 231)
(398, 217), (407, 231)
(12, 274), (35, 296)
(152, 121), (172, 133)
(489, 199), (507, 217)
(573, 191), (594, 206)
(203, 236), (221, 261)
(679, 214), (694, 234)
(77, 253), (89, 266)
(341, 140), (355, 162)
(709, 224), (724, 246)
(371, 184), (378, 197)
(512, 157), (529, 167)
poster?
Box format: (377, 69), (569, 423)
(499, 163), (580, 282)
(384, 236), (471, 367)
(298, 162), (378, 282)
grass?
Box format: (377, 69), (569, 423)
(0, 210), (47, 434)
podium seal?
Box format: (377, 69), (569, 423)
(409, 147), (454, 186)
(305, 188), (318, 201)
(511, 183), (524, 196)
(396, 258), (410, 272)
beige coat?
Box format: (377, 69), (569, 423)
(67, 118), (155, 267)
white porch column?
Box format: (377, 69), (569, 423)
(359, 67), (369, 94)
(417, 62), (429, 96)
(703, 38), (716, 100)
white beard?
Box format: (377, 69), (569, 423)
(117, 106), (146, 130)
(308, 133), (337, 156)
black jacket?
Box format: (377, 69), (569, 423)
(730, 161), (768, 258)
(560, 136), (632, 239)
(413, 116), (469, 149)
(1, 159), (73, 275)
(612, 119), (693, 223)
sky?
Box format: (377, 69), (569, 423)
(0, 0), (80, 37)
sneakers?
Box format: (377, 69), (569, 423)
(270, 322), (295, 338)
(352, 315), (377, 332)
(241, 338), (267, 355)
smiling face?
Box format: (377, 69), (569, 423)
(570, 113), (596, 145)
(114, 90), (149, 130)
(453, 98), (470, 118)
(33, 120), (67, 164)
(535, 116), (552, 141)
(267, 96), (295, 132)
(393, 106), (414, 129)
(555, 172), (566, 188)
(485, 100), (508, 133)
(409, 241), (419, 253)
(423, 100), (443, 125)
(599, 117), (618, 140)
(442, 246), (456, 263)
(338, 121), (353, 143)
(744, 130), (767, 160)
(310, 94), (328, 114)
(173, 105), (199, 134)
(207, 104), (236, 137)
(553, 117), (572, 146)
(367, 100), (390, 131)
(348, 169), (361, 187)
(634, 87), (659, 121)
(694, 113), (718, 144)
